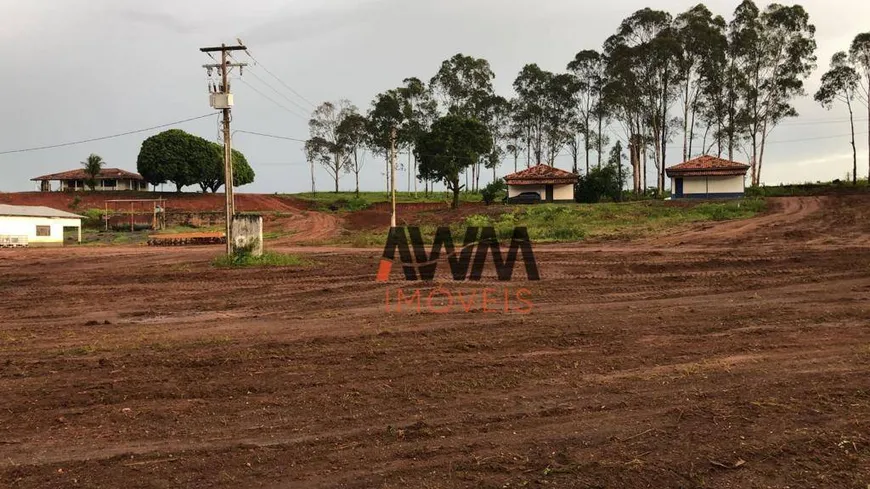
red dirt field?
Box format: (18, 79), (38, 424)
(1, 196), (869, 488)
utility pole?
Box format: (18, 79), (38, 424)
(390, 127), (397, 228)
(200, 43), (247, 256)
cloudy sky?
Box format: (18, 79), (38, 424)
(1, 0), (868, 193)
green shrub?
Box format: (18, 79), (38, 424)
(213, 251), (307, 268)
(481, 179), (507, 205)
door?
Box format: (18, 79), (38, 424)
(545, 185), (554, 202)
(674, 178), (684, 198)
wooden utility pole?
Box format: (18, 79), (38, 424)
(200, 43), (247, 255)
(390, 127), (397, 228)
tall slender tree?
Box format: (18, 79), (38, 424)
(850, 33), (870, 180)
(307, 100), (355, 193)
(731, 1), (817, 186)
(568, 50), (608, 173)
(815, 52), (860, 184)
(336, 111), (369, 197)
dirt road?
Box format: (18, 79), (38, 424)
(1, 196), (868, 488)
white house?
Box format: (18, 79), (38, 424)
(32, 168), (148, 192)
(0, 205), (82, 247)
(504, 164), (578, 203)
(665, 156), (750, 199)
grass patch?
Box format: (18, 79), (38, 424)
(747, 179), (868, 197)
(335, 198), (767, 246)
(212, 251), (308, 268)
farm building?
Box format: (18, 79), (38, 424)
(666, 156), (750, 199)
(504, 164), (578, 203)
(0, 205), (82, 247)
(32, 168), (148, 192)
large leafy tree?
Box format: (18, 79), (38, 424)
(137, 129), (200, 191)
(415, 115), (493, 209)
(137, 129), (252, 193)
(307, 100), (355, 193)
(849, 33), (870, 179)
(199, 146), (255, 193)
(815, 52), (861, 184)
(81, 153), (105, 191)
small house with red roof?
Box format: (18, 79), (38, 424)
(665, 156), (750, 199)
(32, 168), (148, 192)
(504, 164), (578, 203)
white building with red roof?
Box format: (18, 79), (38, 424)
(665, 156), (750, 199)
(32, 168), (148, 192)
(504, 164), (578, 203)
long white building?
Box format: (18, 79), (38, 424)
(0, 205), (82, 247)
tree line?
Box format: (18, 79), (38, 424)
(305, 1), (870, 199)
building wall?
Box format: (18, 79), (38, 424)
(58, 179), (146, 191)
(508, 184), (574, 201)
(553, 184), (574, 201)
(0, 216), (81, 245)
(673, 175), (745, 198)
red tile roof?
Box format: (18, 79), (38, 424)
(504, 164), (578, 185)
(32, 168), (144, 181)
(666, 156), (749, 177)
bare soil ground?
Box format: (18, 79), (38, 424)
(1, 196), (869, 488)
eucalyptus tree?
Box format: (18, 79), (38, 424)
(336, 111), (369, 197)
(367, 89), (411, 191)
(429, 54), (495, 119)
(730, 0), (817, 186)
(479, 94), (510, 185)
(567, 50), (608, 172)
(398, 77), (438, 194)
(850, 33), (870, 179)
(307, 100), (356, 193)
(513, 64), (550, 166)
(604, 8), (678, 194)
(674, 4), (727, 161)
(815, 52), (860, 184)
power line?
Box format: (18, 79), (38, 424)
(243, 67), (313, 116)
(234, 129), (307, 143)
(237, 77), (309, 121)
(0, 113), (217, 156)
(241, 48), (317, 109)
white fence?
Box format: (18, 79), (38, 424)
(0, 235), (28, 248)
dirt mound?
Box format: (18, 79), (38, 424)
(0, 191), (305, 213)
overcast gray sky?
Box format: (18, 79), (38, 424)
(1, 0), (868, 193)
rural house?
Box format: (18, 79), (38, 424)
(504, 164), (578, 203)
(0, 204), (82, 247)
(665, 156), (750, 199)
(32, 168), (148, 192)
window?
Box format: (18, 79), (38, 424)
(36, 225), (51, 237)
(102, 179), (117, 188)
